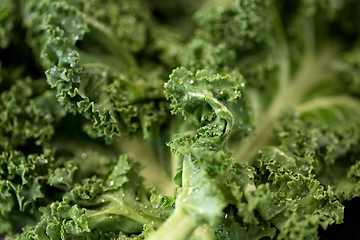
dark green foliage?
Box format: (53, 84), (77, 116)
(1, 0), (360, 240)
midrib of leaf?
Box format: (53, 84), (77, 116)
(87, 193), (164, 227)
(233, 44), (338, 163)
(116, 138), (176, 196)
(296, 95), (360, 121)
(83, 14), (138, 68)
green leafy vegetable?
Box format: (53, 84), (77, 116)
(1, 0), (360, 239)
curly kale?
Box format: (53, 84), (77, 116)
(1, 0), (360, 239)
